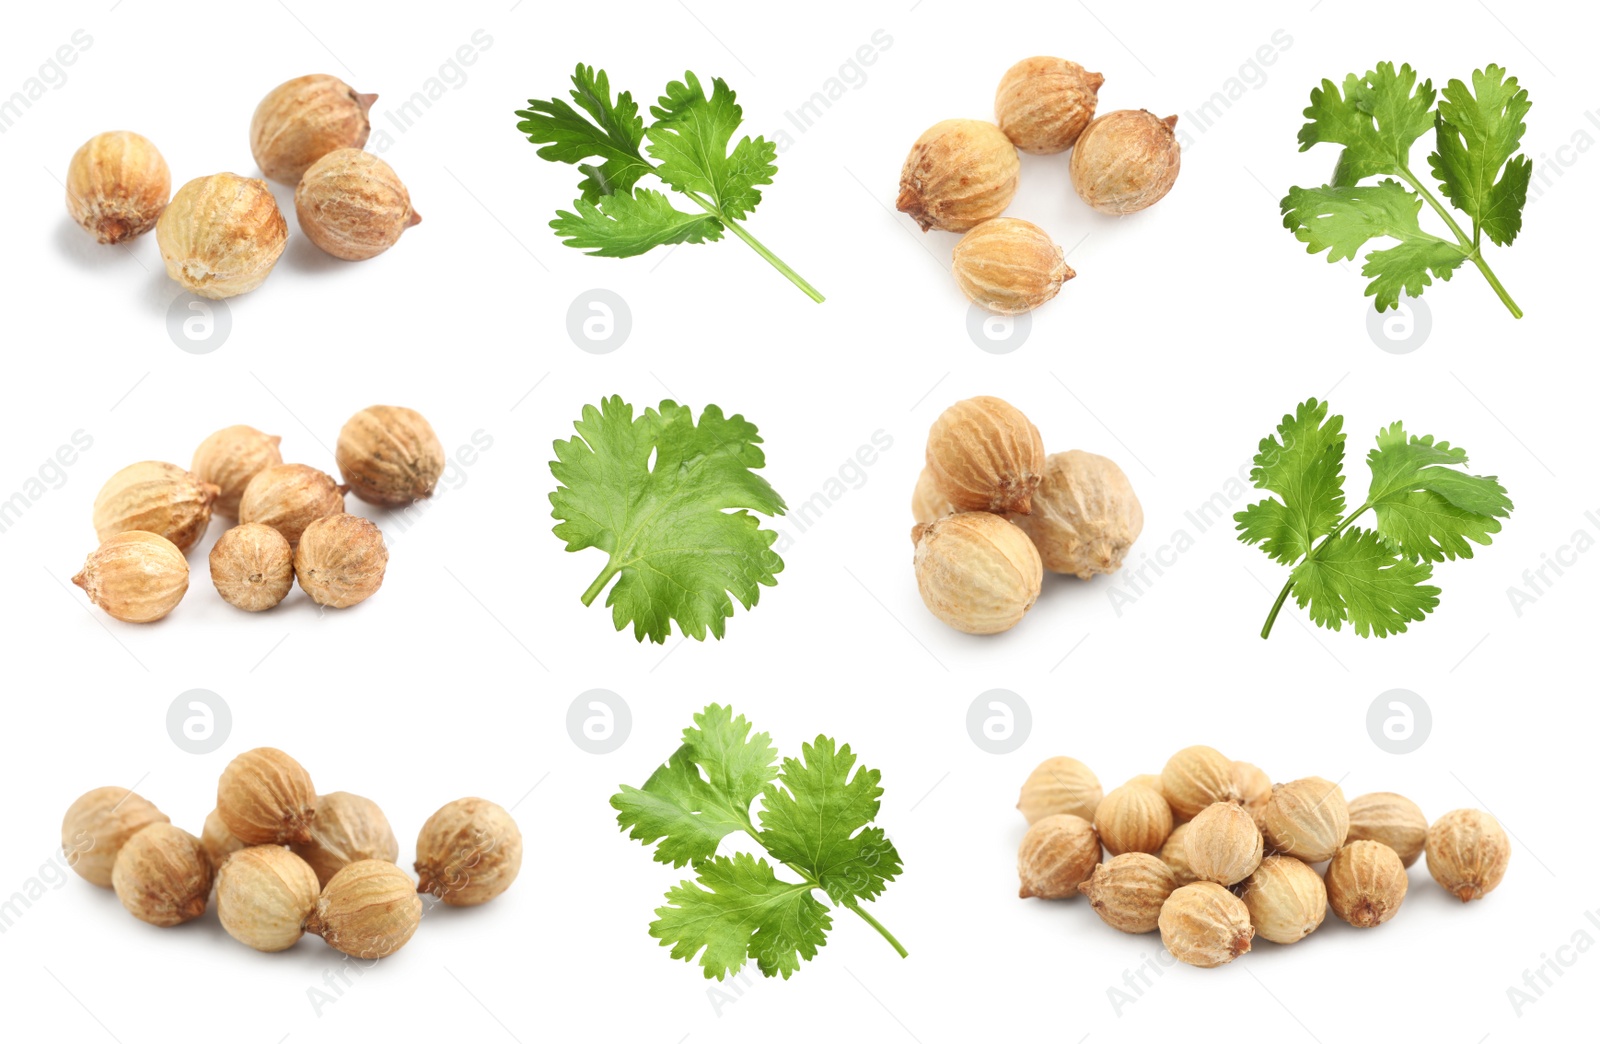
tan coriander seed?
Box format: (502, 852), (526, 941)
(291, 791), (400, 888)
(1017, 813), (1100, 899)
(1185, 801), (1264, 886)
(61, 787), (169, 887)
(950, 218), (1073, 316)
(1069, 109), (1182, 215)
(217, 747), (317, 845)
(156, 173), (288, 299)
(296, 150), (420, 260)
(911, 512), (1042, 635)
(1158, 881), (1254, 968)
(911, 465), (954, 525)
(1239, 854), (1326, 944)
(192, 425), (283, 519)
(73, 531), (189, 623)
(415, 797), (524, 907)
(925, 396), (1046, 515)
(335, 405), (445, 506)
(1017, 756), (1102, 825)
(217, 846), (321, 951)
(250, 74), (377, 185)
(294, 514), (388, 608)
(66, 131), (170, 243)
(238, 463), (347, 549)
(1326, 840), (1407, 928)
(1161, 745), (1241, 820)
(305, 859), (422, 958)
(200, 807), (247, 873)
(210, 523), (294, 612)
(1158, 822), (1198, 885)
(1260, 777), (1350, 863)
(1094, 783), (1173, 856)
(112, 823), (212, 926)
(92, 460), (218, 552)
(1426, 809), (1510, 902)
(896, 119), (1019, 233)
(1346, 791), (1428, 868)
(1010, 451), (1143, 578)
(994, 56), (1104, 154)
(1078, 852), (1177, 934)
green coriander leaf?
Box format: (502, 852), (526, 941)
(514, 64), (651, 202)
(550, 189), (725, 258)
(550, 397), (786, 643)
(1280, 180), (1467, 310)
(646, 72), (777, 221)
(758, 736), (903, 905)
(1235, 398), (1346, 565)
(1428, 65), (1533, 246)
(1297, 62), (1437, 184)
(1365, 423), (1512, 561)
(649, 854), (831, 980)
(1289, 527), (1440, 637)
(612, 706), (778, 868)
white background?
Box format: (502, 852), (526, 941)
(1, 1), (1596, 1041)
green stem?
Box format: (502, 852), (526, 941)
(844, 900), (909, 958)
(1398, 166), (1522, 319)
(680, 189), (825, 303)
(581, 562), (619, 606)
(1260, 502), (1372, 640)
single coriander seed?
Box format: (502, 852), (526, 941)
(61, 787), (169, 887)
(1078, 852), (1177, 934)
(217, 747), (317, 845)
(210, 523), (294, 612)
(294, 514), (388, 608)
(112, 823), (212, 927)
(305, 859), (422, 958)
(65, 130), (170, 243)
(1325, 840), (1408, 928)
(1017, 813), (1100, 899)
(414, 797), (524, 907)
(217, 845), (321, 951)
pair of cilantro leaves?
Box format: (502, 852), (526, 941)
(1236, 399), (1513, 638)
(612, 705), (906, 980)
(1281, 62), (1530, 316)
(515, 65), (823, 300)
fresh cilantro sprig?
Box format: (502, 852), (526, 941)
(549, 396), (786, 643)
(515, 65), (824, 302)
(1235, 399), (1513, 638)
(1281, 62), (1530, 317)
(612, 704), (907, 980)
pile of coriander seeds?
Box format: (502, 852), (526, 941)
(61, 747), (521, 957)
(73, 405), (442, 623)
(1015, 746), (1511, 967)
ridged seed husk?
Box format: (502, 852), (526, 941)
(1347, 792), (1428, 868)
(1184, 802), (1264, 886)
(994, 56), (1104, 154)
(1260, 777), (1350, 863)
(1326, 840), (1407, 927)
(1017, 814), (1100, 899)
(1426, 809), (1510, 902)
(61, 787), (170, 887)
(1161, 746), (1241, 820)
(951, 218), (1073, 315)
(1239, 854), (1326, 944)
(1016, 756), (1102, 825)
(335, 405), (444, 506)
(292, 791), (400, 888)
(238, 464), (347, 549)
(217, 747), (317, 845)
(911, 465), (954, 525)
(250, 74), (376, 185)
(294, 514), (388, 608)
(192, 425), (283, 519)
(1158, 881), (1254, 968)
(92, 461), (219, 551)
(156, 173), (288, 299)
(296, 150), (419, 261)
(73, 530), (190, 623)
(1094, 783), (1173, 856)
(911, 512), (1042, 634)
(925, 396), (1046, 514)
(217, 846), (320, 951)
(200, 807), (247, 873)
(305, 859), (422, 957)
(66, 130), (170, 243)
(1069, 110), (1181, 215)
(210, 523), (294, 612)
(1158, 822), (1198, 884)
(414, 797), (524, 907)
(1078, 852), (1178, 933)
(1010, 450), (1143, 577)
(896, 119), (1019, 232)
(111, 823), (212, 927)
